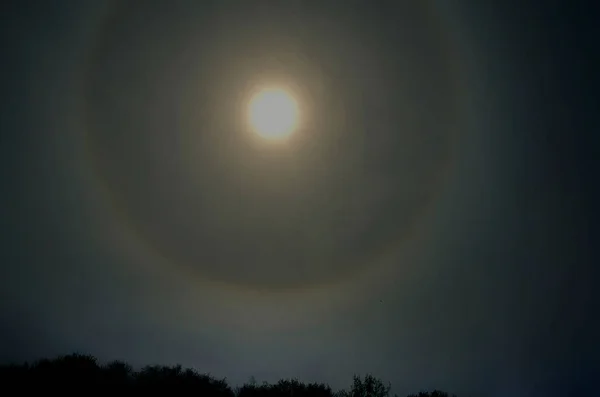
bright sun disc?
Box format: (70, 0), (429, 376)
(248, 88), (298, 139)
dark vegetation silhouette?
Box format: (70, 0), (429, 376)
(0, 353), (457, 396)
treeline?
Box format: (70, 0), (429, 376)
(0, 353), (455, 397)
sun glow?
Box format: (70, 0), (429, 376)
(248, 88), (299, 139)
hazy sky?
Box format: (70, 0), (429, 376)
(1, 1), (598, 396)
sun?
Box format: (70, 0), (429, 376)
(248, 88), (299, 139)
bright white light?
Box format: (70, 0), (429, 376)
(248, 88), (299, 139)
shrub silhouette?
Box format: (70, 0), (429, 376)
(0, 353), (458, 396)
(237, 378), (334, 397)
(407, 392), (456, 397)
(29, 353), (102, 388)
(102, 360), (134, 386)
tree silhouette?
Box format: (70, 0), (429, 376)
(102, 360), (134, 387)
(335, 374), (391, 397)
(0, 353), (459, 396)
(407, 391), (456, 397)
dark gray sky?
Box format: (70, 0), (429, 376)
(1, 1), (598, 396)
